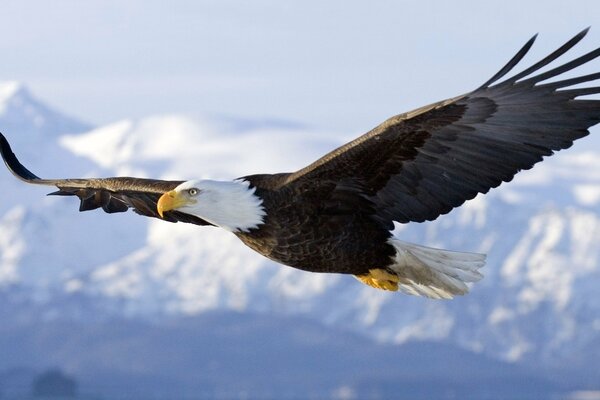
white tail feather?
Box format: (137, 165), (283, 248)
(388, 238), (485, 299)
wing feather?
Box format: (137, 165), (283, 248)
(501, 27), (588, 85)
(283, 30), (600, 226)
(0, 133), (212, 226)
(476, 33), (538, 89)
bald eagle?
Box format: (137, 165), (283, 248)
(2, 30), (600, 299)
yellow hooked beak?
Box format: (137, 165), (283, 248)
(157, 190), (189, 218)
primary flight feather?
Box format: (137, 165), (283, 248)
(2, 30), (600, 299)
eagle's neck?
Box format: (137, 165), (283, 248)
(178, 179), (266, 232)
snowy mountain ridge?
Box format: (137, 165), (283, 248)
(0, 82), (599, 368)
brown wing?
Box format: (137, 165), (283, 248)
(0, 133), (212, 226)
(282, 29), (600, 228)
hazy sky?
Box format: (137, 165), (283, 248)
(1, 0), (600, 133)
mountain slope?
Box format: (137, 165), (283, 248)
(0, 310), (564, 400)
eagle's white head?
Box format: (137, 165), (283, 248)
(157, 179), (266, 232)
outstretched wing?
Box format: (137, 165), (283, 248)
(0, 133), (212, 226)
(283, 29), (600, 228)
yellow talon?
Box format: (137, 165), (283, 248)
(355, 268), (399, 291)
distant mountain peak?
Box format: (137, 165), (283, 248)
(0, 80), (23, 96)
(0, 81), (91, 139)
(0, 81), (29, 113)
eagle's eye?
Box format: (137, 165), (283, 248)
(187, 188), (199, 196)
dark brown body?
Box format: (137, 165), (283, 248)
(236, 175), (396, 274)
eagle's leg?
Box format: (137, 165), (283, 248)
(354, 268), (399, 291)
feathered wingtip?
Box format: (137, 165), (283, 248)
(477, 32), (539, 90)
(0, 132), (43, 183)
(477, 27), (599, 90)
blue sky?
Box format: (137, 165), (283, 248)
(1, 0), (600, 133)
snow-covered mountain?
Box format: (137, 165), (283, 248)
(1, 82), (599, 378)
